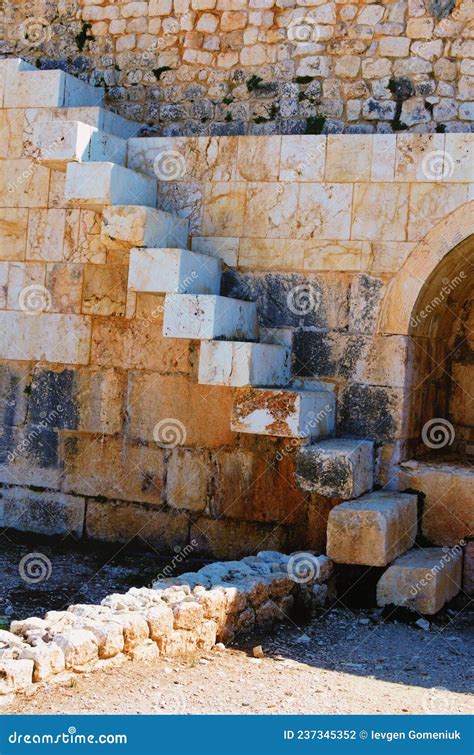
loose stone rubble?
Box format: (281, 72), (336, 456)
(0, 551), (333, 699)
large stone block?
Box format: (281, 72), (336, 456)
(295, 439), (374, 498)
(191, 516), (288, 559)
(4, 68), (104, 109)
(231, 387), (336, 439)
(166, 448), (210, 512)
(338, 383), (406, 441)
(128, 247), (221, 295)
(101, 205), (189, 250)
(127, 372), (234, 447)
(82, 264), (128, 316)
(65, 162), (157, 210)
(163, 294), (258, 341)
(399, 460), (474, 546)
(327, 491), (418, 566)
(0, 424), (60, 488)
(63, 435), (166, 504)
(198, 340), (290, 387)
(0, 208), (28, 260)
(85, 500), (189, 553)
(33, 121), (126, 171)
(91, 318), (191, 373)
(0, 487), (85, 538)
(0, 659), (34, 695)
(0, 312), (91, 365)
(376, 547), (463, 614)
(0, 159), (50, 209)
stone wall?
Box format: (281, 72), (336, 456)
(0, 72), (472, 556)
(1, 0), (473, 135)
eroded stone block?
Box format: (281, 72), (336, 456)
(327, 491), (418, 566)
(295, 439), (374, 498)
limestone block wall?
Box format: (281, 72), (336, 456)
(1, 0), (473, 135)
(0, 98), (472, 557)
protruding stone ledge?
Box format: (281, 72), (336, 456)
(0, 551), (333, 698)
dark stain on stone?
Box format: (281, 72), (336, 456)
(28, 369), (79, 430)
(350, 274), (385, 331)
(25, 427), (59, 469)
(339, 384), (397, 440)
(428, 0), (455, 18)
(293, 331), (335, 377)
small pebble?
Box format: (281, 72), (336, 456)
(252, 645), (264, 658)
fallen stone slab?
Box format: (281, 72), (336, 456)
(376, 546), (463, 614)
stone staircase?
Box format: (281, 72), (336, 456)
(22, 59), (463, 616)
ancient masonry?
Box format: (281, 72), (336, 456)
(1, 0), (473, 135)
(0, 54), (472, 694)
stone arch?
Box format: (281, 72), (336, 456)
(377, 201), (474, 336)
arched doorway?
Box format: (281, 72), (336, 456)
(378, 203), (474, 545)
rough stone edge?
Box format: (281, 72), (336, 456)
(0, 551), (333, 698)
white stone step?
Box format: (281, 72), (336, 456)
(376, 547), (463, 615)
(163, 294), (258, 341)
(198, 341), (291, 387)
(128, 247), (221, 295)
(327, 491), (418, 567)
(231, 387), (336, 439)
(295, 438), (374, 499)
(101, 206), (189, 250)
(4, 62), (104, 109)
(65, 163), (157, 211)
(33, 121), (127, 171)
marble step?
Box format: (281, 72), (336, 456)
(163, 294), (258, 341)
(101, 205), (189, 250)
(326, 491), (418, 567)
(198, 341), (291, 387)
(376, 546), (463, 615)
(33, 121), (127, 171)
(231, 387), (336, 439)
(65, 162), (157, 211)
(128, 247), (221, 295)
(3, 59), (104, 109)
(295, 438), (374, 499)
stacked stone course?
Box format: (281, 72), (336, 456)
(0, 551), (333, 698)
(0, 0), (472, 134)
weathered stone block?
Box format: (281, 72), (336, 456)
(338, 383), (406, 441)
(0, 659), (34, 695)
(295, 439), (374, 499)
(191, 517), (288, 559)
(102, 205), (189, 250)
(146, 604), (174, 640)
(376, 547), (463, 614)
(109, 613), (149, 653)
(52, 630), (98, 669)
(0, 425), (60, 488)
(399, 460), (474, 546)
(166, 448), (209, 511)
(231, 387), (335, 439)
(33, 121), (126, 171)
(163, 293), (258, 341)
(0, 209), (28, 260)
(327, 491), (418, 566)
(65, 162), (157, 211)
(82, 264), (128, 316)
(173, 601), (204, 630)
(85, 500), (189, 553)
(128, 247), (221, 295)
(0, 312), (91, 365)
(19, 641), (65, 682)
(198, 340), (290, 387)
(0, 487), (85, 538)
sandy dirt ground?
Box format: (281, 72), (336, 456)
(3, 605), (472, 716)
